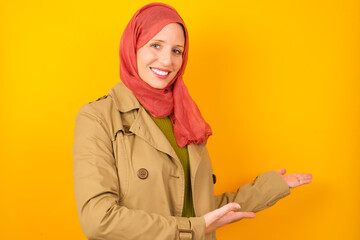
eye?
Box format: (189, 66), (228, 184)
(151, 43), (160, 49)
(173, 49), (182, 55)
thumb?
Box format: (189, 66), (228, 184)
(276, 168), (286, 175)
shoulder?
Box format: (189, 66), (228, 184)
(75, 94), (124, 139)
(75, 94), (117, 127)
(78, 94), (112, 117)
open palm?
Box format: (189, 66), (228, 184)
(276, 168), (312, 188)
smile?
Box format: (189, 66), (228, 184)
(150, 67), (170, 76)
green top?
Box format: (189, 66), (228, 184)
(145, 108), (196, 217)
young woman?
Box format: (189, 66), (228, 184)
(73, 3), (312, 240)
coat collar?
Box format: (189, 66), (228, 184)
(108, 81), (206, 178)
(109, 81), (178, 160)
(108, 81), (141, 113)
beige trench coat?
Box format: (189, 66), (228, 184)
(73, 81), (290, 240)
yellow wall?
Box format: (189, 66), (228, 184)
(1, 0), (359, 239)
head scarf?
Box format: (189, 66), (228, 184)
(119, 2), (212, 147)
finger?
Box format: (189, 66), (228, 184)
(204, 204), (239, 227)
(294, 173), (312, 177)
(238, 211), (256, 219)
(290, 177), (312, 187)
(302, 175), (313, 181)
(212, 203), (241, 219)
(294, 173), (312, 180)
(300, 179), (312, 185)
(225, 211), (256, 224)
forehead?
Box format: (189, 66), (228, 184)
(150, 23), (185, 46)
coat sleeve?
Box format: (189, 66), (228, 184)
(214, 171), (291, 212)
(73, 105), (206, 240)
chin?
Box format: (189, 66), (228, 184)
(148, 80), (172, 89)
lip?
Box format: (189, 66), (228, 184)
(150, 67), (171, 79)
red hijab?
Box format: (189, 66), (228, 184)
(119, 2), (212, 148)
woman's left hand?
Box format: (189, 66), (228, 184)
(276, 168), (312, 188)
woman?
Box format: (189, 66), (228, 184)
(73, 3), (312, 240)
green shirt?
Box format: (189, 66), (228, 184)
(145, 108), (196, 217)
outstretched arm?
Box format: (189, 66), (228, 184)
(209, 169), (312, 234)
(214, 170), (291, 212)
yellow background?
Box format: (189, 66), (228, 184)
(1, 0), (359, 239)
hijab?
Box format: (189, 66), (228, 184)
(119, 2), (212, 148)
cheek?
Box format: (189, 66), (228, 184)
(137, 50), (156, 70)
(145, 51), (157, 64)
(174, 57), (183, 72)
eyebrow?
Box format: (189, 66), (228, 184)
(152, 39), (184, 48)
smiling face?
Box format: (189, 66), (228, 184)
(136, 23), (185, 89)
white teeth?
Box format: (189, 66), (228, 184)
(151, 68), (170, 76)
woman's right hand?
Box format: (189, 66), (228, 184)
(203, 203), (256, 234)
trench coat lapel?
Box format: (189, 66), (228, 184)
(188, 143), (206, 180)
(130, 106), (180, 162)
(109, 81), (179, 162)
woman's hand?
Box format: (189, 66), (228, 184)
(276, 168), (312, 188)
(203, 203), (255, 234)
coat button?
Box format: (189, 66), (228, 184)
(212, 174), (216, 184)
(137, 168), (149, 180)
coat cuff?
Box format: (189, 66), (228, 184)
(258, 170), (291, 208)
(175, 217), (205, 240)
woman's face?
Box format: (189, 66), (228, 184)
(136, 23), (185, 89)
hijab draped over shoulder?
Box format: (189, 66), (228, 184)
(119, 2), (212, 148)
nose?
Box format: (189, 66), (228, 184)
(158, 48), (172, 66)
